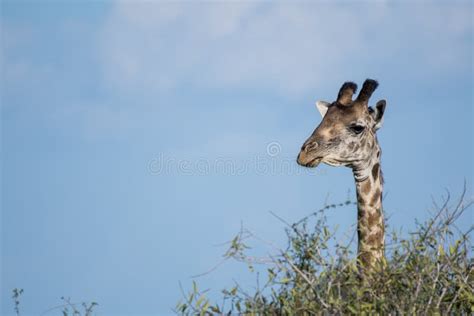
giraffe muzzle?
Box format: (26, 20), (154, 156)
(297, 141), (323, 167)
(297, 152), (321, 168)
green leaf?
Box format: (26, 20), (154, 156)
(202, 301), (210, 314)
(438, 245), (445, 256)
(196, 294), (205, 308)
(347, 305), (358, 313)
(280, 278), (291, 284)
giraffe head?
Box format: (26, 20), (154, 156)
(297, 79), (386, 175)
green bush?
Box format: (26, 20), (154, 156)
(176, 189), (474, 315)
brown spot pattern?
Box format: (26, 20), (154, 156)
(362, 180), (371, 195)
(368, 210), (380, 227)
(370, 188), (381, 207)
(367, 231), (383, 247)
(358, 225), (368, 239)
(372, 163), (380, 181)
(359, 251), (373, 267)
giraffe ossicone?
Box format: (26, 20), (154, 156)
(297, 79), (387, 274)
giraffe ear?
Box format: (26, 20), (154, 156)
(369, 100), (386, 130)
(316, 101), (330, 118)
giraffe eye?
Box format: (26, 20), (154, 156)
(349, 124), (365, 134)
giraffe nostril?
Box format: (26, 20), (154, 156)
(303, 142), (318, 152)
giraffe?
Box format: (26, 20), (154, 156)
(297, 79), (387, 275)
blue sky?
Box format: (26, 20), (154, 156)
(1, 1), (473, 315)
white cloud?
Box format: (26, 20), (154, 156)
(99, 2), (375, 97)
(99, 1), (471, 98)
(2, 2), (470, 142)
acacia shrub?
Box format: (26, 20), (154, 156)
(177, 190), (473, 315)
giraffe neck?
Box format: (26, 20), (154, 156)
(353, 148), (385, 273)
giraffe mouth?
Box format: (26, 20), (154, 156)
(297, 151), (322, 168)
(305, 157), (322, 168)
